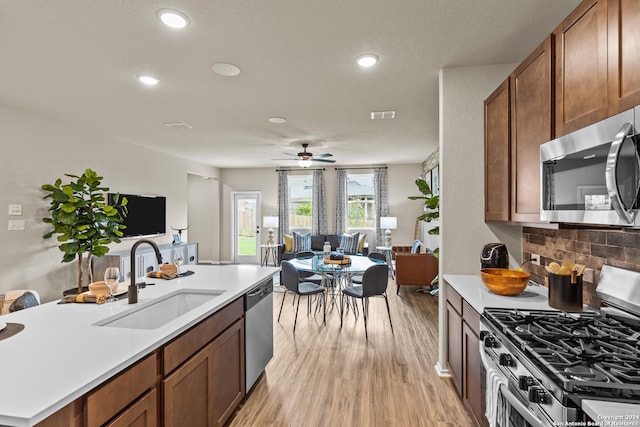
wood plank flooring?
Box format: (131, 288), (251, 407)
(229, 280), (473, 426)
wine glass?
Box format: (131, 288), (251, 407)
(173, 251), (184, 275)
(103, 267), (120, 302)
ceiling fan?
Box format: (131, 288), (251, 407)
(272, 143), (336, 167)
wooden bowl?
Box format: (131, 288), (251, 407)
(480, 268), (530, 296)
(88, 281), (110, 297)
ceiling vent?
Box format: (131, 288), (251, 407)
(164, 122), (193, 130)
(370, 110), (396, 120)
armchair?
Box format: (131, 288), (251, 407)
(392, 243), (438, 295)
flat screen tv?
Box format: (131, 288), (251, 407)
(108, 193), (166, 238)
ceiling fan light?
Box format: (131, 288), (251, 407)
(298, 159), (313, 168)
(356, 54), (378, 67)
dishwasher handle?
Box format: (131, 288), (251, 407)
(245, 279), (274, 311)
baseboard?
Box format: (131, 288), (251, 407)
(434, 362), (450, 377)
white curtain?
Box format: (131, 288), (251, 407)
(374, 167), (389, 246)
(312, 169), (327, 234)
(277, 170), (289, 242)
(334, 168), (347, 234)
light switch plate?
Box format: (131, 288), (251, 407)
(8, 204), (22, 216)
(8, 220), (25, 231)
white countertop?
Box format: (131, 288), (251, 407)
(0, 264), (279, 427)
(444, 274), (640, 422)
(443, 274), (553, 313)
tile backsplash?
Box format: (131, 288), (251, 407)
(522, 226), (640, 308)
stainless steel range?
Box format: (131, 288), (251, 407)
(480, 265), (640, 427)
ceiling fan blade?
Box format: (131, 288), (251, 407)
(315, 153), (333, 158)
(312, 158), (336, 163)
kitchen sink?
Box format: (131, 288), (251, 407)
(94, 289), (225, 330)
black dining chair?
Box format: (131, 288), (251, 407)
(340, 263), (392, 339)
(294, 251), (326, 285)
(278, 260), (326, 333)
(350, 252), (387, 285)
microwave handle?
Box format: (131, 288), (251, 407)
(605, 122), (635, 224)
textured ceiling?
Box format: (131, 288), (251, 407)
(0, 0), (581, 168)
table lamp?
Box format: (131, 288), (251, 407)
(263, 216), (279, 245)
(380, 216), (397, 247)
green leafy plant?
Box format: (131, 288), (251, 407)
(408, 177), (440, 258)
(42, 169), (128, 293)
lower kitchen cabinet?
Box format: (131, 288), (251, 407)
(445, 282), (487, 427)
(163, 317), (245, 427)
(106, 389), (157, 427)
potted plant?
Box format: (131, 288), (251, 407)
(41, 168), (128, 294)
(409, 177), (440, 288)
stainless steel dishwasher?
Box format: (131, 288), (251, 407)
(244, 276), (274, 391)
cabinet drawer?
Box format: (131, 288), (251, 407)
(462, 300), (480, 336)
(445, 282), (462, 314)
(86, 353), (158, 427)
(163, 297), (244, 375)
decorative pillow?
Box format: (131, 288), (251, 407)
(357, 234), (367, 253)
(292, 232), (311, 252)
(283, 234), (293, 252)
(340, 232), (360, 254)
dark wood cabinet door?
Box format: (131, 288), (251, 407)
(163, 343), (216, 427)
(463, 321), (487, 427)
(510, 36), (553, 223)
(211, 318), (245, 427)
(554, 0), (608, 136)
(608, 0), (640, 114)
(106, 389), (157, 427)
(446, 301), (463, 395)
(484, 79), (511, 222)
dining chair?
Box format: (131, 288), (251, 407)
(350, 252), (387, 285)
(294, 251), (325, 285)
(340, 263), (392, 339)
(278, 260), (326, 333)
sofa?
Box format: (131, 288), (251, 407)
(392, 241), (438, 295)
(278, 232), (368, 264)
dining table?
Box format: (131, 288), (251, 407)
(287, 254), (387, 312)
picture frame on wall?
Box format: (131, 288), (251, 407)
(432, 166), (439, 196)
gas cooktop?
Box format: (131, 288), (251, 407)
(483, 308), (640, 401)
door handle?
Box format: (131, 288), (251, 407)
(606, 122), (635, 224)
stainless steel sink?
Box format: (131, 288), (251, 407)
(95, 289), (225, 329)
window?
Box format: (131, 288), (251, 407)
(288, 174), (312, 229)
(347, 173), (374, 228)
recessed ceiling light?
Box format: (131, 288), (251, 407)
(137, 74), (160, 86)
(157, 9), (189, 29)
(212, 62), (241, 77)
(356, 54), (379, 68)
(268, 117), (287, 124)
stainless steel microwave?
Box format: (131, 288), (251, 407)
(540, 107), (640, 227)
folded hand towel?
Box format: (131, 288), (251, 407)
(480, 349), (506, 427)
(60, 293), (107, 304)
(147, 271), (178, 280)
(160, 263), (178, 275)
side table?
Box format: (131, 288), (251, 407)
(260, 244), (279, 267)
(375, 245), (395, 278)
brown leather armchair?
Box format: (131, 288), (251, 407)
(392, 246), (438, 295)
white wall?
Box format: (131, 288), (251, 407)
(437, 64), (523, 373)
(0, 105), (218, 303)
(187, 174), (220, 262)
(219, 164), (423, 262)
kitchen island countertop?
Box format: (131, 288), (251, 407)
(0, 264), (279, 427)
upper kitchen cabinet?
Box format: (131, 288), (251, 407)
(554, 0), (608, 136)
(510, 36), (554, 223)
(484, 80), (511, 222)
(608, 0), (640, 114)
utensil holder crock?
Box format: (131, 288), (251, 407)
(548, 272), (583, 311)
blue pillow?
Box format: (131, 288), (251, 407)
(340, 232), (360, 254)
(292, 232), (311, 252)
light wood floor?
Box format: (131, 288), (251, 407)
(229, 279), (473, 427)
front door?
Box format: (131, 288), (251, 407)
(232, 192), (261, 264)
